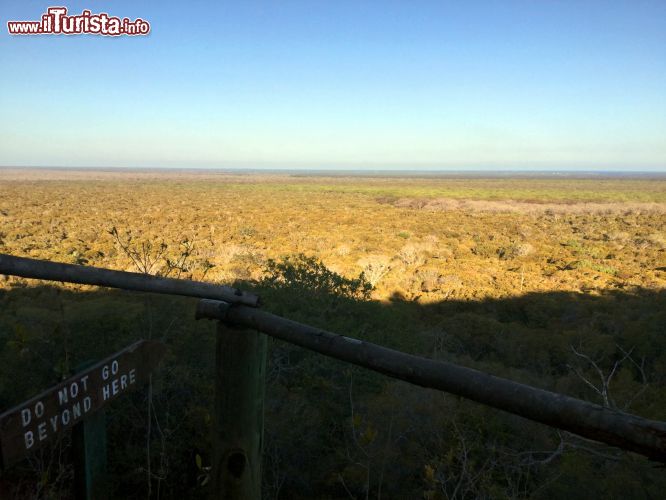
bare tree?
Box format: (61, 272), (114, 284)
(567, 344), (647, 410)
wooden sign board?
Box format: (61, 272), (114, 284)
(0, 340), (166, 469)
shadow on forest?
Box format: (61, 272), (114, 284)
(0, 279), (664, 499)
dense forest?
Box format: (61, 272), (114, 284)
(1, 255), (664, 498)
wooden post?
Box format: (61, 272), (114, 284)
(72, 360), (108, 500)
(72, 410), (108, 500)
(212, 321), (267, 499)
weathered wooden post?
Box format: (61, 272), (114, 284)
(72, 410), (107, 500)
(72, 361), (108, 500)
(198, 301), (267, 499)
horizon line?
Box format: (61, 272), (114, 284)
(2, 165), (665, 178)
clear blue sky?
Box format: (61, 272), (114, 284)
(1, 1), (664, 170)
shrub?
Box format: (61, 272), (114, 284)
(261, 254), (373, 300)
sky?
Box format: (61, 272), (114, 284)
(0, 1), (665, 171)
